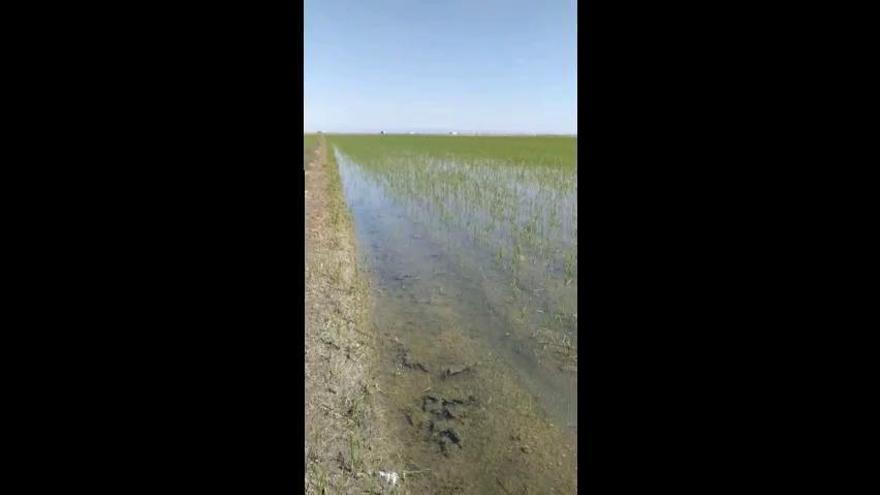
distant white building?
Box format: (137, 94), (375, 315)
(449, 131), (458, 135)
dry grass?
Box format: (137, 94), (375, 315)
(305, 136), (401, 494)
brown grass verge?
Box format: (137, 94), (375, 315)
(305, 136), (398, 494)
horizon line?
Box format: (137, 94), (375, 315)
(304, 131), (577, 137)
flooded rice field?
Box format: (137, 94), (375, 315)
(331, 135), (577, 493)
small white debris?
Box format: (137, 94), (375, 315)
(378, 470), (400, 487)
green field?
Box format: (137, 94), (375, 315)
(325, 134), (576, 168)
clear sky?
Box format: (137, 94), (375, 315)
(304, 0), (577, 135)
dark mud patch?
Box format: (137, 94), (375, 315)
(392, 339), (431, 373)
(441, 363), (474, 379)
(419, 393), (480, 456)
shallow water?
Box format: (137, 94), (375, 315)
(335, 147), (577, 493)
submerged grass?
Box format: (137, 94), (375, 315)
(329, 134), (577, 349)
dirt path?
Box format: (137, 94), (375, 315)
(305, 136), (398, 494)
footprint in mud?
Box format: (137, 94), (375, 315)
(419, 393), (479, 456)
(429, 420), (462, 455)
(441, 363), (475, 379)
(394, 344), (430, 373)
(401, 351), (430, 372)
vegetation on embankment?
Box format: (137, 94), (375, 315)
(304, 135), (399, 494)
(304, 134), (319, 166)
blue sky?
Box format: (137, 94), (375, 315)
(304, 0), (577, 134)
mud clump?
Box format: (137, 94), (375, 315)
(441, 363), (473, 379)
(391, 340), (430, 373)
(422, 394), (470, 419)
(419, 393), (479, 456)
(429, 419), (462, 455)
(401, 351), (430, 372)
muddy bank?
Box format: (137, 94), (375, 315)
(305, 136), (399, 494)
